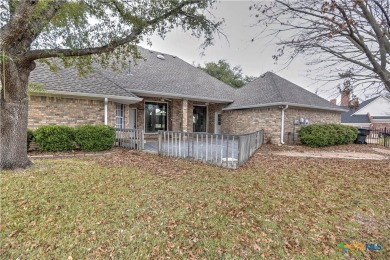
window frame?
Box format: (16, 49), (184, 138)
(192, 105), (208, 133)
(115, 103), (125, 129)
(144, 101), (169, 133)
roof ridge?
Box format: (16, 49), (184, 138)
(267, 72), (284, 102)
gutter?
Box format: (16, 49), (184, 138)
(223, 102), (348, 112)
(130, 90), (234, 103)
(280, 105), (289, 144)
(104, 98), (108, 125)
(32, 90), (143, 103)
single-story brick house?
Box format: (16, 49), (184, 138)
(29, 46), (346, 144)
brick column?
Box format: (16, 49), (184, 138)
(182, 99), (188, 132)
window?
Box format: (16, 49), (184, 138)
(193, 105), (207, 132)
(145, 102), (167, 133)
(116, 104), (125, 129)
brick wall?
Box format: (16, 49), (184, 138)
(171, 99), (183, 131)
(370, 123), (390, 129)
(283, 107), (341, 144)
(187, 101), (194, 132)
(28, 95), (106, 129)
(28, 94), (228, 135)
(208, 103), (225, 134)
(222, 107), (281, 143)
(222, 106), (341, 144)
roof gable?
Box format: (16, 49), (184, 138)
(352, 96), (390, 116)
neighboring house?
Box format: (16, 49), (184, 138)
(341, 95), (390, 129)
(28, 46), (345, 144)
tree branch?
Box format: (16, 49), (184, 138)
(24, 0), (204, 60)
(0, 0), (38, 50)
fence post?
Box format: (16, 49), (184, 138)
(237, 135), (241, 166)
(158, 131), (162, 154)
(225, 136), (229, 168)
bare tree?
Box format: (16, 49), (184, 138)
(0, 0), (221, 170)
(252, 0), (390, 94)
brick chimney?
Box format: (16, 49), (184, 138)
(340, 90), (351, 107)
(329, 99), (337, 105)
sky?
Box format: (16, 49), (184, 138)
(139, 0), (340, 101)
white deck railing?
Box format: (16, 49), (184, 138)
(115, 128), (144, 151)
(157, 130), (264, 169)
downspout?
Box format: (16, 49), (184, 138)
(280, 105), (289, 144)
(104, 98), (108, 125)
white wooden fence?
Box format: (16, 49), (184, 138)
(157, 130), (264, 169)
(115, 128), (144, 151)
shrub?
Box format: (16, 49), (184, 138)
(27, 129), (34, 150)
(298, 124), (358, 147)
(75, 125), (116, 151)
(34, 125), (75, 151)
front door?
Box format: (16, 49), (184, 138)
(129, 108), (136, 129)
(193, 106), (207, 132)
(215, 112), (221, 134)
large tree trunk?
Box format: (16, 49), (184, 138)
(0, 59), (34, 170)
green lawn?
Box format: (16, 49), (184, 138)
(1, 149), (389, 259)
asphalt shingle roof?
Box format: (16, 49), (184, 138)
(341, 110), (371, 124)
(30, 62), (139, 100)
(30, 46), (236, 103)
(29, 48), (348, 113)
(225, 72), (344, 111)
(98, 47), (236, 102)
(341, 96), (390, 124)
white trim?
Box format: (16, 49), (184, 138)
(128, 108), (137, 129)
(371, 118), (390, 123)
(144, 100), (169, 134)
(223, 102), (347, 112)
(214, 112), (222, 134)
(131, 89), (233, 103)
(351, 96), (390, 116)
(280, 105), (289, 144)
(104, 98), (108, 125)
(38, 90), (143, 103)
(341, 123), (371, 127)
(115, 103), (125, 129)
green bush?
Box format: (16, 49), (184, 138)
(27, 129), (34, 150)
(34, 125), (75, 151)
(75, 125), (116, 151)
(298, 124), (358, 147)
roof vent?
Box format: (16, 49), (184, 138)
(127, 60), (132, 75)
(157, 54), (165, 60)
